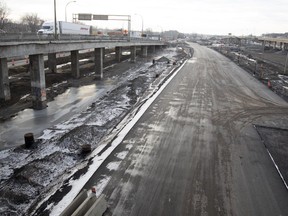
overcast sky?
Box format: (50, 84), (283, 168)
(3, 0), (288, 36)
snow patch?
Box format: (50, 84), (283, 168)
(106, 161), (121, 171)
(40, 128), (67, 140)
(126, 144), (133, 150)
(0, 149), (11, 160)
(115, 151), (129, 160)
(95, 176), (112, 197)
(20, 94), (30, 100)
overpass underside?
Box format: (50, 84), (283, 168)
(0, 40), (165, 109)
(258, 38), (288, 51)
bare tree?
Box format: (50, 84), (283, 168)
(21, 13), (43, 33)
(0, 1), (9, 30)
(145, 28), (153, 34)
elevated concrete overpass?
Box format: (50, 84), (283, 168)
(258, 37), (288, 51)
(0, 38), (166, 109)
(219, 36), (288, 51)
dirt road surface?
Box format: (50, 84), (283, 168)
(84, 43), (288, 216)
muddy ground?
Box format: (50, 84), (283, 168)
(210, 44), (288, 102)
(211, 43), (288, 191)
(0, 42), (192, 215)
(255, 124), (288, 186)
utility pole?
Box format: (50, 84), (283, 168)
(54, 0), (57, 39)
(128, 15), (131, 41)
(134, 14), (144, 36)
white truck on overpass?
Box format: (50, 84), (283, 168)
(38, 21), (91, 35)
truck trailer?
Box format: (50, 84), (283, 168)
(37, 21), (91, 35)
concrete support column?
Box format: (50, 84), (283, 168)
(283, 43), (286, 51)
(94, 48), (103, 79)
(115, 47), (122, 62)
(48, 53), (57, 73)
(141, 46), (148, 57)
(273, 42), (277, 49)
(71, 50), (80, 78)
(149, 45), (156, 53)
(130, 46), (136, 63)
(30, 54), (47, 110)
(102, 48), (105, 62)
(0, 58), (11, 101)
(262, 41), (265, 52)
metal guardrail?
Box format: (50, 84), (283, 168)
(0, 33), (161, 43)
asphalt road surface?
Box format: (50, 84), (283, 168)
(84, 43), (288, 216)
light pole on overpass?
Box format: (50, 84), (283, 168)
(157, 25), (163, 40)
(54, 0), (57, 39)
(284, 52), (288, 75)
(134, 14), (144, 36)
(65, 1), (76, 22)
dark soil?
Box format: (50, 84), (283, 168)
(255, 125), (288, 187)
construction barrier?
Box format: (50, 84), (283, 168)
(60, 188), (107, 216)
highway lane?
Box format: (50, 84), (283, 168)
(84, 42), (288, 215)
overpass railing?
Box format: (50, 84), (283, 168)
(0, 33), (161, 43)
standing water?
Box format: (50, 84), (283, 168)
(0, 82), (112, 149)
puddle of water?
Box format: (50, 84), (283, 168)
(0, 82), (112, 149)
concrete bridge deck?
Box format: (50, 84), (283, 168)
(0, 38), (165, 58)
(0, 38), (166, 109)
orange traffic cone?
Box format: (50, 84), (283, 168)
(267, 80), (272, 88)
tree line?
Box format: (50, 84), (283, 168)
(0, 1), (43, 33)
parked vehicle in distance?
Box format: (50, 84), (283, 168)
(37, 21), (91, 35)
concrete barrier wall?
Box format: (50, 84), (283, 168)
(71, 195), (97, 216)
(84, 195), (107, 216)
(60, 189), (88, 216)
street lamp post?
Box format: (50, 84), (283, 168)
(134, 14), (143, 36)
(54, 0), (57, 39)
(65, 1), (76, 22)
(157, 25), (163, 40)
